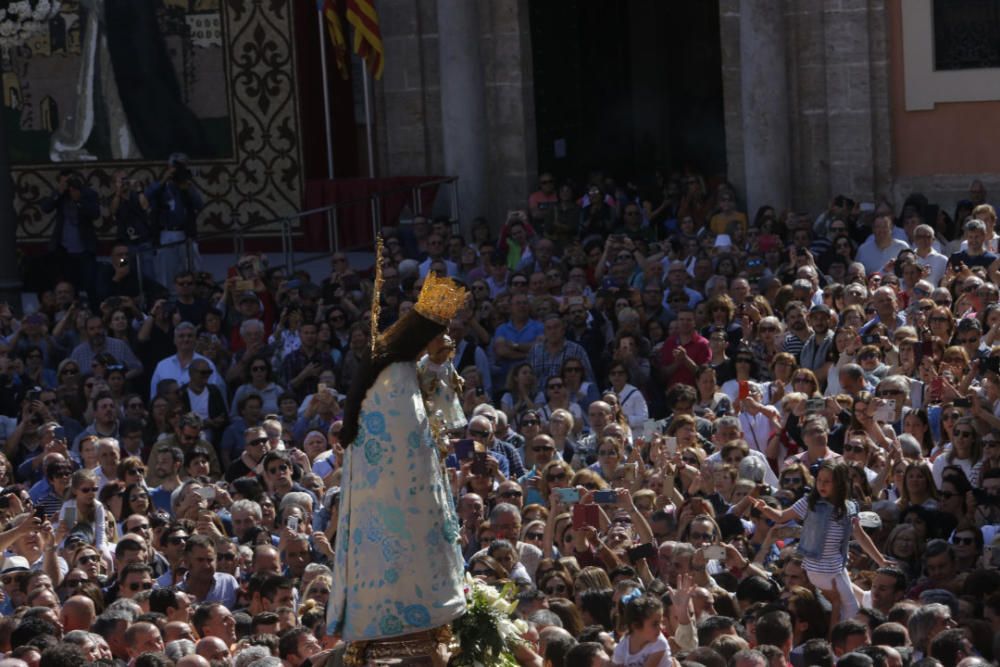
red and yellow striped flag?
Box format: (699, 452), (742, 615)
(320, 0), (350, 80)
(346, 0), (384, 80)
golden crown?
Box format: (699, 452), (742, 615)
(414, 273), (467, 325)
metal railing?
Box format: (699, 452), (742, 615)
(154, 175), (459, 277)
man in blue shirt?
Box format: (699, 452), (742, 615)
(492, 293), (543, 390)
(146, 153), (204, 288)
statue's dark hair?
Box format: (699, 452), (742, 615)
(340, 309), (446, 445)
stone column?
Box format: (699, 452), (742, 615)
(739, 0), (791, 214)
(437, 0), (488, 232)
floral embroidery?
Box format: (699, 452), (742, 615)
(363, 411), (387, 436)
(363, 438), (384, 466)
(402, 604), (432, 628)
(379, 614), (403, 635)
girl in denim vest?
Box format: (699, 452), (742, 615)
(751, 461), (888, 620)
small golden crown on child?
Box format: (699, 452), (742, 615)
(414, 273), (467, 324)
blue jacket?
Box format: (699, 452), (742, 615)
(797, 498), (857, 562)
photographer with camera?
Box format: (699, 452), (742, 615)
(110, 170), (156, 285)
(146, 153), (204, 288)
(41, 170), (101, 307)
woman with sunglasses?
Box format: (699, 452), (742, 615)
(231, 356), (285, 417)
(538, 377), (583, 435)
(539, 460), (574, 510)
(561, 358), (599, 423)
(932, 416), (982, 487)
(467, 554), (510, 587)
(547, 409), (579, 464)
(120, 482), (153, 523)
(58, 469), (107, 548)
(606, 362), (648, 430)
(69, 545), (105, 583)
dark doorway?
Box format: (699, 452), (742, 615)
(529, 1), (726, 187)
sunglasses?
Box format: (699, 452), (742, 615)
(547, 472), (567, 482)
(844, 443), (867, 454)
(77, 554), (100, 565)
(500, 490), (523, 499)
(954, 430), (975, 438)
(533, 446), (555, 453)
(267, 464), (290, 474)
(521, 419), (539, 426)
(469, 429), (491, 438)
(167, 535), (189, 545)
(545, 584), (568, 595)
(525, 532), (544, 540)
(64, 578), (85, 588)
(128, 581), (153, 591)
(217, 553), (237, 562)
(952, 536), (975, 546)
(471, 568), (494, 577)
(78, 487), (96, 494)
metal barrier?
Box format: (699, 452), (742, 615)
(153, 176), (459, 278)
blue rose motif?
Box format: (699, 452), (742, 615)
(364, 411), (387, 436)
(381, 538), (404, 562)
(384, 568), (399, 584)
(408, 431), (421, 449)
(379, 614), (403, 636)
(364, 438), (384, 466)
(402, 604), (432, 628)
(425, 525), (441, 547)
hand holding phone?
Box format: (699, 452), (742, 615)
(702, 545), (726, 560)
(556, 488), (580, 504)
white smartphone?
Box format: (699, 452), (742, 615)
(641, 419), (659, 441)
(286, 516), (300, 531)
(196, 487), (216, 501)
(874, 399), (895, 423)
(663, 436), (677, 456)
(703, 545), (726, 560)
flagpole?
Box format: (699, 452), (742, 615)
(361, 56), (375, 179)
(317, 7), (336, 180)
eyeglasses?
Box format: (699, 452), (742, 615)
(128, 581), (153, 591)
(267, 463), (290, 475)
(61, 368), (79, 375)
(952, 536), (976, 546)
(943, 413), (961, 421)
(167, 535), (189, 545)
(533, 445), (555, 453)
(525, 531), (544, 540)
(500, 490), (523, 499)
(877, 389), (903, 396)
(859, 353), (878, 361)
(64, 578), (85, 588)
(251, 366), (267, 372)
(77, 554), (100, 565)
(547, 472), (567, 482)
(781, 477), (803, 486)
(1, 575), (26, 586)
(545, 584), (568, 595)
(127, 468), (147, 476)
(547, 383), (564, 390)
(469, 429), (491, 438)
(682, 456), (699, 465)
(520, 419), (539, 427)
(471, 568), (494, 577)
(53, 470), (71, 478)
(954, 430), (975, 438)
(844, 443), (867, 454)
(78, 487), (96, 494)
(248, 437), (268, 447)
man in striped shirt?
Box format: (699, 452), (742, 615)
(781, 301), (812, 361)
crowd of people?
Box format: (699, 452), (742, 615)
(1, 168), (1000, 667)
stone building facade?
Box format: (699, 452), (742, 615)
(372, 0), (1000, 226)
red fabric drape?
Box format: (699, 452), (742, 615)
(303, 177), (442, 250)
